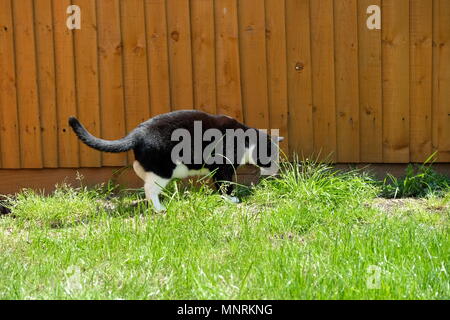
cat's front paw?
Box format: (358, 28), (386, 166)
(153, 204), (166, 213)
(222, 195), (240, 204)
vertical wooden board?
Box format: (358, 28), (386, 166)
(285, 0), (313, 159)
(97, 0), (127, 167)
(214, 0), (243, 121)
(34, 0), (58, 168)
(334, 0), (360, 163)
(358, 0), (382, 163)
(166, 0), (194, 110)
(382, 0), (410, 163)
(12, 0), (43, 168)
(432, 0), (438, 158)
(72, 0), (101, 167)
(433, 0), (450, 161)
(145, 0), (171, 117)
(0, 0), (20, 168)
(238, 0), (269, 129)
(410, 0), (433, 162)
(265, 0), (288, 155)
(53, 0), (79, 167)
(120, 0), (151, 163)
(190, 0), (216, 114)
(310, 0), (336, 161)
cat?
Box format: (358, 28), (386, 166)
(69, 110), (283, 212)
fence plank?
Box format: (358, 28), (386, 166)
(34, 0), (58, 168)
(433, 0), (450, 161)
(12, 0), (43, 168)
(410, 0), (433, 162)
(120, 0), (151, 163)
(382, 0), (410, 163)
(73, 0), (101, 167)
(145, 0), (171, 117)
(0, 0), (20, 168)
(334, 0), (360, 163)
(285, 0), (313, 159)
(238, 0), (269, 129)
(166, 0), (194, 110)
(191, 0), (216, 115)
(53, 0), (79, 167)
(310, 0), (336, 161)
(97, 0), (127, 167)
(265, 0), (288, 154)
(358, 0), (382, 163)
(214, 0), (243, 121)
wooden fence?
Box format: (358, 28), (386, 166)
(0, 0), (450, 171)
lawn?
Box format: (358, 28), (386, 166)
(0, 161), (449, 299)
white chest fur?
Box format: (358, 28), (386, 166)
(171, 163), (211, 179)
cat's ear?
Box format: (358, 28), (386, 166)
(277, 136), (285, 142)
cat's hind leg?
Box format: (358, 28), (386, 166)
(133, 161), (169, 212)
(144, 172), (170, 212)
(133, 160), (147, 181)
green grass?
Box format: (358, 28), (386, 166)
(0, 161), (449, 299)
(380, 153), (450, 198)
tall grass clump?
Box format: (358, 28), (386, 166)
(381, 153), (450, 198)
(249, 159), (380, 237)
(254, 159), (378, 208)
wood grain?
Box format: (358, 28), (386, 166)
(214, 0), (243, 120)
(433, 0), (450, 162)
(410, 0), (433, 162)
(310, 0), (336, 161)
(382, 0), (410, 163)
(145, 0), (171, 117)
(73, 0), (101, 167)
(34, 0), (58, 168)
(238, 0), (270, 129)
(0, 0), (20, 168)
(191, 0), (217, 115)
(265, 0), (289, 154)
(12, 0), (43, 168)
(97, 0), (127, 166)
(120, 0), (151, 163)
(53, 0), (80, 167)
(166, 0), (194, 110)
(358, 0), (383, 163)
(334, 0), (360, 163)
(285, 0), (314, 159)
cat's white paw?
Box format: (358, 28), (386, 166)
(230, 196), (240, 203)
(222, 195), (240, 204)
(152, 203), (166, 212)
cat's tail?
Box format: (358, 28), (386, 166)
(68, 117), (136, 153)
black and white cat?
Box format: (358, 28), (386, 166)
(69, 110), (282, 211)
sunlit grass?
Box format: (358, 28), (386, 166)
(0, 161), (448, 299)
